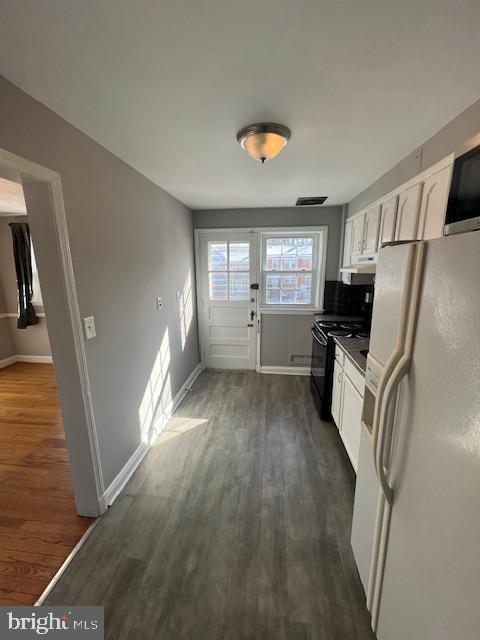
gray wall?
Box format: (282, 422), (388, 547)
(0, 75), (200, 494)
(194, 205), (343, 367)
(194, 206), (343, 280)
(0, 275), (14, 360)
(348, 98), (480, 216)
(260, 314), (314, 368)
(0, 216), (51, 357)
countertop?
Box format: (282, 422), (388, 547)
(333, 337), (369, 374)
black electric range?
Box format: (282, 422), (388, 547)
(310, 319), (369, 421)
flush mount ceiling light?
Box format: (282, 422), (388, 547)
(236, 123), (291, 164)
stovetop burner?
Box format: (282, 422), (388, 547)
(356, 331), (370, 339)
(316, 321), (338, 329)
(339, 322), (364, 330)
(328, 329), (354, 338)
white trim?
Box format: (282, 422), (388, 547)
(348, 153), (454, 219)
(259, 308), (321, 315)
(259, 365), (311, 376)
(0, 211), (27, 217)
(0, 355), (17, 369)
(15, 355), (53, 364)
(101, 362), (204, 507)
(0, 147), (104, 515)
(0, 312), (46, 318)
(259, 227), (328, 311)
(0, 355), (52, 367)
(194, 226), (327, 371)
(34, 518), (99, 606)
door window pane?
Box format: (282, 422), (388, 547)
(229, 242), (249, 271)
(209, 272), (228, 300)
(229, 272), (249, 301)
(209, 242), (227, 271)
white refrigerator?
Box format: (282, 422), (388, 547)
(351, 231), (480, 639)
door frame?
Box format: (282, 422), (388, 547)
(194, 225), (329, 373)
(0, 147), (104, 516)
(194, 228), (260, 370)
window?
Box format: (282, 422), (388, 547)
(30, 245), (43, 305)
(261, 232), (325, 308)
(208, 240), (250, 301)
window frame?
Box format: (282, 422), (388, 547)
(260, 228), (327, 312)
(207, 239), (251, 302)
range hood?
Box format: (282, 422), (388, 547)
(340, 256), (377, 274)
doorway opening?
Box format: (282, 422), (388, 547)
(0, 149), (103, 604)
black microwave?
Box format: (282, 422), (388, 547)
(445, 144), (480, 235)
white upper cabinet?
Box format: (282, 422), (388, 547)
(378, 195), (398, 246)
(363, 204), (381, 255)
(341, 156), (453, 273)
(417, 165), (452, 240)
(351, 212), (366, 261)
(395, 182), (423, 241)
(343, 218), (353, 267)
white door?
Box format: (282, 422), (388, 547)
(395, 183), (423, 241)
(378, 195), (398, 246)
(198, 232), (258, 370)
(363, 204), (381, 255)
(417, 165), (452, 239)
(351, 212), (366, 261)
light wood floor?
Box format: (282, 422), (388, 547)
(0, 362), (94, 605)
(46, 371), (374, 639)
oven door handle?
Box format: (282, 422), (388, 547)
(311, 328), (327, 347)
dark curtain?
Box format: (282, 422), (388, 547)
(9, 222), (39, 329)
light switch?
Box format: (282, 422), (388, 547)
(83, 316), (96, 340)
(176, 291), (182, 303)
(156, 297), (163, 310)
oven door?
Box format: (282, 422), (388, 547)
(311, 325), (327, 397)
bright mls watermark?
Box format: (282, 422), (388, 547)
(0, 607), (103, 638)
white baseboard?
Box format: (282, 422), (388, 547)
(100, 362), (204, 508)
(16, 355), (53, 364)
(0, 354), (53, 368)
(0, 355), (18, 370)
(259, 365), (311, 376)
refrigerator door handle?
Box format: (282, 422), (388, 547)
(375, 241), (426, 506)
(372, 243), (416, 484)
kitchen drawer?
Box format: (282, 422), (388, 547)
(344, 357), (365, 397)
(335, 345), (345, 367)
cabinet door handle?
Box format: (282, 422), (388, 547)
(338, 372), (342, 382)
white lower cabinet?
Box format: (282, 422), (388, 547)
(339, 374), (363, 472)
(332, 346), (365, 473)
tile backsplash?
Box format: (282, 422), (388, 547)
(323, 280), (374, 316)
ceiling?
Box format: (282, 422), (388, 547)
(0, 177), (26, 214)
(0, 1), (479, 210)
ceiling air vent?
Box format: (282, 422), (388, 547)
(295, 196), (328, 206)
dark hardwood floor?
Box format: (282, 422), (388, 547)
(46, 370), (374, 639)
